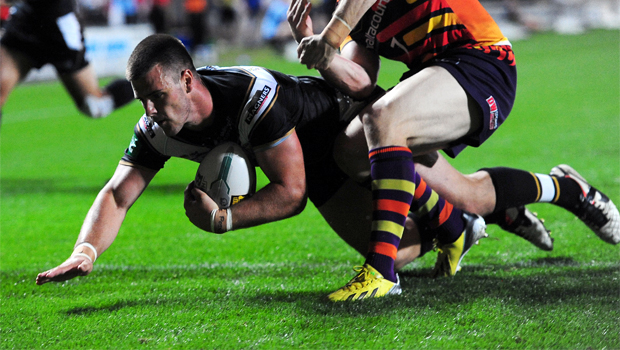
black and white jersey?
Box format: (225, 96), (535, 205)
(121, 66), (365, 171)
(1, 0), (88, 73)
(22, 0), (76, 17)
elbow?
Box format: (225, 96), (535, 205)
(286, 183), (308, 218)
(338, 74), (377, 100)
(293, 194), (308, 216)
(348, 84), (377, 100)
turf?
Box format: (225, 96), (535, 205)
(1, 30), (619, 349)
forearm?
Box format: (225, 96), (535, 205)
(320, 55), (376, 99)
(74, 187), (128, 260)
(334, 0), (376, 28)
(228, 134), (307, 231)
(321, 0), (375, 47)
(72, 164), (152, 259)
(229, 182), (307, 230)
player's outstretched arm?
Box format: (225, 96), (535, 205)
(36, 164), (157, 285)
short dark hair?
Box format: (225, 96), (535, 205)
(126, 34), (196, 81)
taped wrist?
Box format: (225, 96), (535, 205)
(321, 15), (352, 48)
(210, 208), (232, 233)
(72, 242), (98, 263)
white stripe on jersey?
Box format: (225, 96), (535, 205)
(137, 116), (210, 162)
(234, 67), (280, 146)
(56, 12), (83, 51)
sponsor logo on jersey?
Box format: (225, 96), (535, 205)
(141, 116), (156, 138)
(126, 133), (140, 156)
(486, 96), (499, 130)
(365, 0), (391, 49)
(245, 85), (271, 124)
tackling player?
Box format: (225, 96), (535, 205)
(289, 0), (620, 301)
(0, 0), (134, 123)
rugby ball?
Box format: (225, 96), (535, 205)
(195, 142), (256, 208)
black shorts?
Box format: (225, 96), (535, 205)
(401, 45), (518, 158)
(1, 1), (89, 74)
(299, 86), (385, 207)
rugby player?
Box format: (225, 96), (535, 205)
(36, 34), (482, 290)
(289, 0), (620, 301)
(0, 0), (134, 122)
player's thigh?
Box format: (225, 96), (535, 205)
(363, 66), (477, 155)
(58, 64), (104, 105)
(0, 45), (33, 106)
(332, 117), (371, 181)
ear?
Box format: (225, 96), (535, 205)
(181, 69), (194, 93)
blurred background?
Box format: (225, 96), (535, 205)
(2, 0), (619, 82)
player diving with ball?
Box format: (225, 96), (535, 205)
(36, 35), (619, 302)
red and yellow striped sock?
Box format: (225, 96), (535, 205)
(411, 175), (465, 244)
(365, 146), (416, 282)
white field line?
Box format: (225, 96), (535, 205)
(91, 261), (351, 272)
(89, 260), (620, 272)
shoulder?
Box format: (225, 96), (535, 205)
(134, 115), (209, 161)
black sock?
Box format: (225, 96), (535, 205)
(105, 79), (134, 109)
(482, 167), (584, 214)
(550, 176), (583, 215)
(482, 167), (540, 211)
(483, 210), (505, 225)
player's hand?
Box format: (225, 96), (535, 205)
(184, 181), (219, 232)
(298, 35), (337, 70)
(36, 255), (93, 285)
(287, 0), (314, 43)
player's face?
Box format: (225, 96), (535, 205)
(132, 64), (192, 137)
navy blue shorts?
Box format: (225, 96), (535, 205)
(1, 1), (89, 75)
(400, 45), (517, 158)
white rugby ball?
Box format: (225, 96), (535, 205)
(195, 142), (256, 208)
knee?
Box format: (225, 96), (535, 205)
(360, 100), (407, 147)
(360, 100), (390, 132)
(452, 171), (495, 215)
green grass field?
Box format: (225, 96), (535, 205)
(1, 30), (619, 349)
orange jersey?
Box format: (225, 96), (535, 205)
(344, 0), (510, 69)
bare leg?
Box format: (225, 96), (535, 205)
(333, 115), (497, 216)
(0, 45), (33, 108)
(416, 154), (496, 216)
(59, 64), (117, 118)
(361, 66), (478, 152)
(59, 64), (106, 104)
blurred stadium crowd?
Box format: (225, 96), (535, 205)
(1, 0), (619, 69)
